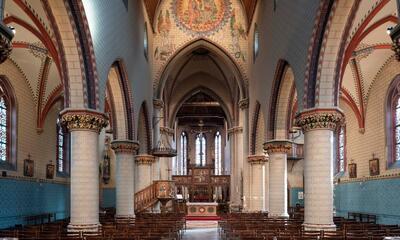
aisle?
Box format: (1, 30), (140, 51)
(182, 221), (220, 240)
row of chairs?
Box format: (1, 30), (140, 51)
(0, 212), (186, 240)
(218, 212), (400, 240)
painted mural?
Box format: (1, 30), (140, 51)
(155, 9), (175, 61)
(171, 0), (232, 35)
(230, 8), (246, 61)
(152, 0), (248, 83)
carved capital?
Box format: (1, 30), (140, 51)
(247, 155), (268, 164)
(135, 154), (155, 165)
(264, 140), (292, 154)
(160, 126), (174, 136)
(228, 126), (243, 135)
(153, 98), (164, 109)
(389, 24), (400, 61)
(0, 24), (14, 64)
(111, 140), (139, 154)
(238, 98), (249, 109)
(295, 108), (345, 132)
(60, 108), (108, 132)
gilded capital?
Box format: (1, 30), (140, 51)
(135, 154), (155, 165)
(295, 108), (345, 132)
(247, 155), (268, 164)
(160, 126), (174, 136)
(238, 98), (249, 109)
(153, 98), (164, 109)
(111, 140), (139, 154)
(264, 140), (292, 154)
(60, 109), (108, 132)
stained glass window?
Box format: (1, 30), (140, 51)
(179, 132), (187, 175)
(337, 126), (345, 173)
(395, 97), (400, 162)
(57, 118), (65, 172)
(195, 133), (206, 166)
(215, 131), (222, 175)
(0, 96), (7, 162)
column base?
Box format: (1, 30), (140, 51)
(67, 223), (101, 233)
(303, 223), (336, 231)
(269, 212), (289, 218)
(115, 215), (135, 223)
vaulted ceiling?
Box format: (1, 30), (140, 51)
(339, 0), (398, 131)
(4, 0), (63, 132)
(143, 0), (258, 31)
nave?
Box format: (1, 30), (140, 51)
(0, 0), (400, 239)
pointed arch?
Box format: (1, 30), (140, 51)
(155, 38), (248, 100)
(0, 76), (17, 170)
(268, 60), (296, 139)
(250, 101), (262, 155)
(105, 60), (135, 140)
(137, 101), (152, 154)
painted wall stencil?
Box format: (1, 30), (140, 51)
(171, 0), (232, 36)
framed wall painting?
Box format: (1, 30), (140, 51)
(348, 163), (357, 178)
(24, 159), (34, 177)
(369, 158), (380, 176)
(46, 163), (55, 179)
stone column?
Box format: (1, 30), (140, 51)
(227, 126), (243, 207)
(264, 140), (291, 218)
(135, 154), (156, 192)
(248, 155), (268, 211)
(111, 140), (139, 220)
(295, 108), (344, 231)
(60, 109), (108, 232)
(239, 98), (250, 210)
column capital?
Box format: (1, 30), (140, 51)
(160, 126), (174, 136)
(228, 126), (243, 135)
(60, 108), (108, 132)
(238, 98), (249, 109)
(135, 154), (156, 165)
(153, 98), (164, 109)
(111, 140), (139, 154)
(295, 108), (345, 132)
(247, 155), (268, 164)
(264, 140), (292, 154)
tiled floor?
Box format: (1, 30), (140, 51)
(182, 221), (220, 240)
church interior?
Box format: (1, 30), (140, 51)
(0, 0), (400, 239)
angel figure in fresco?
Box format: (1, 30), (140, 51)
(202, 0), (218, 22)
(230, 8), (246, 61)
(155, 10), (174, 61)
(187, 0), (201, 26)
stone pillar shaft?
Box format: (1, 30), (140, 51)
(264, 140), (291, 218)
(296, 108), (344, 231)
(248, 155), (267, 211)
(61, 109), (108, 232)
(112, 140), (139, 220)
(135, 154), (155, 192)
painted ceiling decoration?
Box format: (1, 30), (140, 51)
(144, 0), (257, 32)
(339, 0), (398, 132)
(171, 0), (232, 36)
(4, 0), (63, 132)
(152, 0), (248, 86)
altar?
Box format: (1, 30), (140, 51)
(186, 202), (218, 217)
